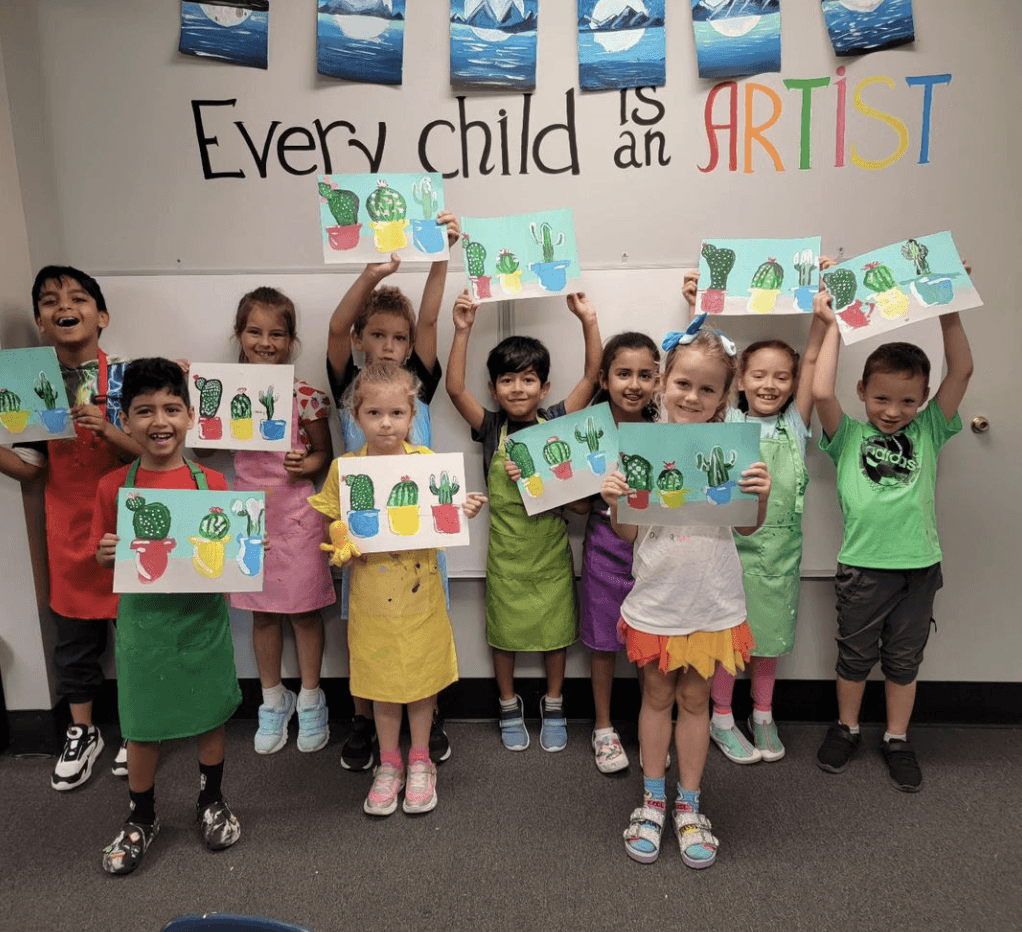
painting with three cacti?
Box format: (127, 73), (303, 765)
(318, 172), (450, 263)
(0, 346), (75, 442)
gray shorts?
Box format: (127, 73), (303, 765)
(833, 563), (943, 685)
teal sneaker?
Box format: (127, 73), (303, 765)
(297, 692), (329, 753)
(539, 695), (567, 752)
(748, 716), (785, 762)
(709, 722), (761, 764)
(254, 689), (296, 755)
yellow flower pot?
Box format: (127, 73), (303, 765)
(189, 538), (227, 579)
(387, 504), (420, 537)
(523, 475), (545, 499)
(0, 410), (31, 433)
(370, 220), (410, 252)
(499, 271), (523, 295)
(747, 288), (780, 314)
(659, 489), (689, 509)
(876, 287), (910, 320)
(231, 417), (253, 441)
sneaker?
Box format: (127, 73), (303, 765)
(592, 729), (629, 774)
(499, 695), (529, 751)
(402, 761), (438, 814)
(253, 689), (296, 755)
(341, 714), (377, 771)
(747, 716), (785, 762)
(52, 724), (104, 791)
(817, 723), (861, 774)
(296, 692), (330, 753)
(882, 738), (923, 793)
(539, 695), (567, 752)
(102, 819), (159, 875)
(710, 723), (762, 764)
(197, 798), (241, 850)
(364, 763), (404, 816)
(111, 739), (129, 778)
(429, 708), (452, 763)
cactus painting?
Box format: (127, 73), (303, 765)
(621, 451), (654, 509)
(504, 437), (545, 499)
(193, 375), (224, 440)
(463, 232), (492, 301)
(34, 369), (70, 434)
(496, 249), (523, 295)
(258, 385), (287, 441)
(574, 416), (607, 475)
(185, 363), (294, 451)
(0, 347), (74, 440)
(126, 493), (176, 584)
(319, 181), (361, 251)
(696, 445), (739, 504)
(231, 497), (265, 577)
(428, 471), (462, 534)
(190, 506), (232, 579)
(343, 472), (380, 539)
(543, 437), (573, 481)
(528, 220), (571, 292)
(387, 475), (421, 536)
(409, 176), (446, 254)
(366, 179), (409, 251)
(747, 258), (785, 314)
(791, 248), (818, 311)
(656, 461), (690, 509)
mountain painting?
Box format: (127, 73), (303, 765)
(690, 0), (781, 80)
(450, 0), (539, 90)
(179, 1), (269, 69)
(578, 0), (666, 91)
(821, 0), (914, 57)
(317, 0), (406, 85)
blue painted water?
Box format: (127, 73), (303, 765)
(692, 12), (781, 80)
(317, 14), (405, 85)
(578, 26), (665, 90)
(450, 23), (537, 89)
(821, 0), (915, 56)
(179, 3), (268, 69)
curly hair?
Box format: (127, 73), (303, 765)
(353, 286), (416, 347)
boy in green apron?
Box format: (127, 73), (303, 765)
(93, 358), (243, 874)
(446, 290), (602, 751)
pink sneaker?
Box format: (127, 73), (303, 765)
(363, 763), (404, 817)
(402, 761), (438, 814)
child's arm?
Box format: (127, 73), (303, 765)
(933, 311), (974, 421)
(326, 254), (401, 376)
(735, 462), (772, 536)
(682, 270), (698, 320)
(0, 446), (44, 483)
(793, 283), (835, 428)
(72, 405), (144, 461)
(414, 211), (460, 373)
(284, 417), (334, 480)
(811, 291), (843, 441)
(563, 293), (603, 414)
(96, 532), (119, 569)
(445, 291), (487, 432)
(601, 471), (638, 544)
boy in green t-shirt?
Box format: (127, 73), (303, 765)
(811, 295), (973, 792)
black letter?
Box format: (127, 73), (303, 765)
(631, 88), (666, 126)
(614, 131), (642, 169)
(235, 120), (281, 178)
(644, 130), (671, 166)
(532, 89), (580, 175)
(458, 96), (494, 178)
(192, 99), (244, 180)
(277, 126), (317, 176)
(418, 119), (458, 178)
(313, 119), (356, 174)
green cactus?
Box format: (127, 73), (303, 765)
(504, 437), (537, 478)
(34, 372), (60, 410)
(125, 494), (172, 540)
(193, 376), (223, 419)
(231, 390), (252, 420)
(621, 452), (653, 492)
(573, 417), (603, 454)
(319, 182), (359, 227)
(462, 234), (487, 278)
(863, 261), (898, 293)
(696, 446), (738, 488)
(701, 243), (736, 290)
(822, 269), (858, 309)
(344, 474), (375, 511)
(900, 239), (930, 276)
(198, 506), (231, 542)
(542, 436), (571, 467)
(428, 471), (460, 506)
(365, 180), (406, 223)
(530, 221), (564, 263)
(387, 476), (419, 508)
(751, 258), (784, 290)
(657, 461), (684, 492)
(258, 386), (277, 421)
(0, 389), (23, 413)
(495, 249), (520, 275)
(411, 176), (438, 220)
(793, 249), (816, 288)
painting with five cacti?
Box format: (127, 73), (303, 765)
(113, 489), (266, 593)
(0, 347), (75, 443)
(318, 172), (450, 264)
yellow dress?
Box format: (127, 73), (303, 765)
(308, 444), (458, 704)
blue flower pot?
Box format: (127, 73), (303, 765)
(39, 408), (70, 434)
(259, 419), (287, 441)
(587, 451), (607, 475)
(706, 480), (736, 505)
(792, 285), (815, 311)
(410, 219), (445, 254)
(236, 534), (264, 577)
(529, 260), (571, 292)
(911, 275), (954, 307)
(349, 509), (380, 539)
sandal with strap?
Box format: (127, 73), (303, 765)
(623, 794), (666, 864)
(102, 819), (160, 875)
(673, 808), (719, 870)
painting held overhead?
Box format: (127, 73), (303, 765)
(0, 347), (75, 444)
(690, 0), (781, 80)
(317, 0), (406, 85)
(821, 0), (915, 57)
(577, 0), (666, 92)
(450, 0), (539, 90)
(179, 2), (270, 70)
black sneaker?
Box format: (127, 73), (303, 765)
(52, 724), (104, 791)
(102, 819), (159, 875)
(197, 798), (241, 851)
(882, 738), (923, 793)
(340, 714), (377, 771)
(429, 708), (452, 764)
(816, 723), (860, 774)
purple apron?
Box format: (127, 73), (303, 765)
(579, 497), (635, 652)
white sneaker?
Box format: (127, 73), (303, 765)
(111, 739), (129, 777)
(52, 724), (104, 791)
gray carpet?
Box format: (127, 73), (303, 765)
(2, 721), (1019, 932)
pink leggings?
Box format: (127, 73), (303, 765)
(711, 656), (777, 714)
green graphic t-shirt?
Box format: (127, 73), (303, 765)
(820, 401), (962, 570)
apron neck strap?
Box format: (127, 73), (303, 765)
(92, 348), (109, 410)
(125, 457), (207, 490)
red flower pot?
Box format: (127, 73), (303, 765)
(199, 417), (222, 440)
(130, 538), (177, 583)
(551, 461), (573, 480)
(327, 223), (362, 251)
(627, 490), (651, 509)
(432, 504), (461, 535)
(700, 289), (726, 315)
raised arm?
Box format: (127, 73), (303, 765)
(563, 293), (603, 414)
(812, 291), (843, 440)
(414, 211), (461, 372)
(934, 311), (974, 422)
(682, 269), (699, 321)
(445, 290), (486, 432)
(326, 255), (400, 376)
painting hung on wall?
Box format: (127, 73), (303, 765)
(317, 0), (406, 85)
(0, 347), (75, 444)
(318, 173), (450, 263)
(179, 1), (269, 69)
(460, 208), (582, 304)
(821, 232), (981, 345)
(502, 403), (619, 516)
(616, 422), (761, 527)
(696, 237), (822, 316)
(577, 0), (666, 92)
(690, 0), (781, 80)
(821, 0), (914, 57)
(185, 363), (295, 451)
(114, 489), (266, 594)
(450, 0), (539, 90)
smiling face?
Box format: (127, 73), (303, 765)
(35, 277), (109, 361)
(601, 346), (659, 423)
(121, 388), (195, 470)
(239, 303), (294, 366)
(353, 311), (412, 365)
(739, 346), (797, 418)
(857, 369), (929, 434)
(354, 381), (415, 456)
(489, 367), (550, 422)
(662, 346), (729, 425)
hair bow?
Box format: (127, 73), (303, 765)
(661, 312), (737, 357)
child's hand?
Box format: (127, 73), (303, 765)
(176, 359), (191, 374)
(812, 289), (836, 324)
(72, 404), (110, 439)
(738, 462), (771, 502)
(962, 258), (972, 275)
(818, 255), (836, 274)
(601, 470), (631, 508)
(452, 290), (478, 332)
(566, 292), (596, 320)
(261, 537), (271, 554)
(366, 253), (401, 280)
(682, 270), (699, 310)
(96, 533), (119, 568)
(462, 492), (488, 519)
(438, 210), (461, 247)
(503, 458), (522, 482)
(283, 447), (309, 477)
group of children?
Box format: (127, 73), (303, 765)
(0, 213), (973, 874)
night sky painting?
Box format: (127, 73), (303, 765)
(179, 2), (270, 69)
(821, 0), (915, 57)
(450, 0), (539, 90)
(317, 0), (406, 85)
(578, 0), (666, 91)
(690, 0), (781, 80)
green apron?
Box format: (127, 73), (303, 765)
(734, 421), (807, 657)
(485, 426), (577, 652)
(117, 459), (242, 742)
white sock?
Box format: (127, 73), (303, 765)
(712, 711), (735, 730)
(752, 708), (773, 725)
(499, 697), (518, 712)
(883, 731), (907, 743)
(593, 726), (615, 740)
(298, 687), (323, 711)
(844, 722), (860, 735)
(262, 682), (286, 709)
(543, 694), (563, 712)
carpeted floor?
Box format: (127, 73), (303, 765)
(2, 720), (1019, 932)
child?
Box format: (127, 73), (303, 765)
(228, 287), (335, 755)
(308, 362), (486, 816)
(326, 211), (459, 770)
(580, 332), (660, 773)
(812, 294), (973, 792)
(601, 315), (771, 866)
(93, 358), (243, 874)
(0, 266), (140, 790)
(446, 290), (602, 751)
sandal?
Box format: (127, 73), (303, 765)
(623, 794), (666, 864)
(673, 807), (719, 870)
(102, 819), (160, 875)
